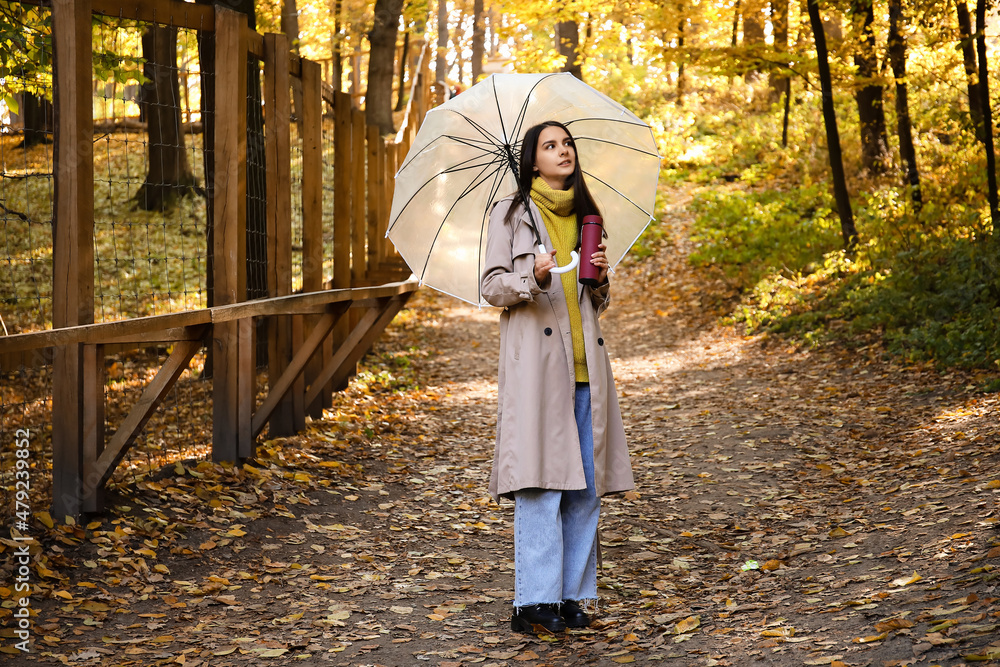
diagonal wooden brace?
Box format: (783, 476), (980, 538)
(82, 325), (209, 511)
(251, 302), (350, 440)
(303, 294), (411, 408)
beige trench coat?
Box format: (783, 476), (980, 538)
(480, 194), (634, 501)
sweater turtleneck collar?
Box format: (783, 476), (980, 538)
(530, 177), (575, 217)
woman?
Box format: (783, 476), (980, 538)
(480, 121), (634, 634)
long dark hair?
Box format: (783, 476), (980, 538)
(502, 121), (602, 245)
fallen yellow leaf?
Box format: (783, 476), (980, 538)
(674, 615), (700, 634)
(258, 648), (287, 657)
(891, 571), (922, 587)
(761, 627), (794, 637)
(874, 618), (914, 632)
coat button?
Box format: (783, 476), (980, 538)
(598, 338), (604, 346)
(544, 327), (553, 336)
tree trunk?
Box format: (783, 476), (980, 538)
(135, 25), (197, 212)
(452, 7), (465, 86)
(768, 0), (790, 103)
(782, 77), (791, 147)
(367, 0), (405, 135)
(975, 0), (999, 224)
(19, 92), (53, 148)
(488, 6), (499, 56)
(731, 1), (740, 47)
(807, 0), (858, 249)
(678, 2), (687, 104)
(887, 0), (921, 209)
(728, 0), (740, 88)
(957, 1), (985, 141)
(742, 0), (766, 82)
(743, 0), (765, 82)
(472, 0), (485, 82)
(351, 33), (363, 103)
(852, 0), (890, 174)
(556, 20), (583, 80)
(281, 0), (304, 123)
(436, 0), (448, 91)
(331, 0), (343, 91)
(395, 29), (409, 112)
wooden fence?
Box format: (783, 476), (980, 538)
(0, 0), (432, 518)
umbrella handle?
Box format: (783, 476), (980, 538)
(538, 245), (579, 274)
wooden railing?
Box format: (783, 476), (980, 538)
(0, 0), (433, 518)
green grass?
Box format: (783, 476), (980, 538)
(659, 83), (1000, 375)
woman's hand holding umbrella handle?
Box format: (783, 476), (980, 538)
(538, 245), (579, 275)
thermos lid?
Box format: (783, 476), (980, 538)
(582, 215), (603, 225)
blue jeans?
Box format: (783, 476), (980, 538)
(513, 384), (600, 607)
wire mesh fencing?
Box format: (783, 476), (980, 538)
(91, 13), (211, 323)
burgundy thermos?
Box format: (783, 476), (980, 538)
(579, 215), (604, 287)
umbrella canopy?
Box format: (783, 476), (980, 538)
(387, 72), (661, 306)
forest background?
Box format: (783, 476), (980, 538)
(277, 0), (1000, 377)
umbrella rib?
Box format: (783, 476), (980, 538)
(417, 154), (512, 282)
(583, 168), (655, 217)
(396, 129), (505, 174)
(573, 135), (661, 158)
(477, 165), (511, 304)
(387, 151), (507, 236)
(440, 134), (509, 157)
(510, 74), (557, 142)
(564, 115), (649, 129)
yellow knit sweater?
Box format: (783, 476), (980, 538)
(530, 178), (588, 383)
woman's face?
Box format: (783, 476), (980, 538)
(533, 125), (576, 190)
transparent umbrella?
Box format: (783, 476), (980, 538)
(387, 72), (661, 306)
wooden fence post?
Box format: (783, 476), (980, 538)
(50, 0), (94, 519)
(300, 58), (327, 416)
(366, 124), (382, 278)
(264, 32), (295, 437)
(385, 143), (400, 263)
(81, 344), (105, 513)
(331, 90), (353, 391)
(212, 6), (249, 462)
(351, 107), (367, 286)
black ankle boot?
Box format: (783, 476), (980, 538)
(511, 604), (567, 634)
(560, 599), (591, 628)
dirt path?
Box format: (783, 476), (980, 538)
(10, 188), (1000, 666)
